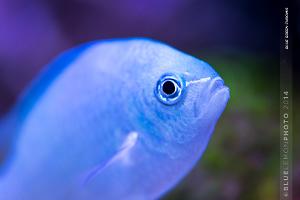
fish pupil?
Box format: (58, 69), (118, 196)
(162, 80), (176, 95)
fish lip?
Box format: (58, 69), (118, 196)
(209, 86), (230, 108)
(212, 85), (230, 98)
(208, 77), (229, 97)
(192, 77), (229, 119)
(207, 77), (230, 108)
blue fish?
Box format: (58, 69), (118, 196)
(0, 38), (229, 200)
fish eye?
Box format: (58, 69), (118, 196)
(155, 73), (185, 105)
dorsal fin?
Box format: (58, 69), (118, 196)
(0, 42), (95, 170)
(13, 42), (96, 121)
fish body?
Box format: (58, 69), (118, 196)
(0, 38), (229, 200)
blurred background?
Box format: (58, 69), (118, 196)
(0, 0), (298, 199)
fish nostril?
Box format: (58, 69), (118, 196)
(162, 80), (176, 95)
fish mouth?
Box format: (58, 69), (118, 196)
(208, 77), (230, 100)
(191, 76), (229, 122)
(206, 77), (230, 119)
(190, 76), (230, 119)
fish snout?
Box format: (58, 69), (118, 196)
(207, 77), (229, 101)
(189, 76), (230, 122)
(208, 77), (226, 95)
(187, 76), (229, 119)
(206, 77), (230, 116)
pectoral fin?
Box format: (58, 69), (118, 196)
(81, 131), (139, 185)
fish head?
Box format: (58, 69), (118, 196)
(129, 39), (230, 158)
